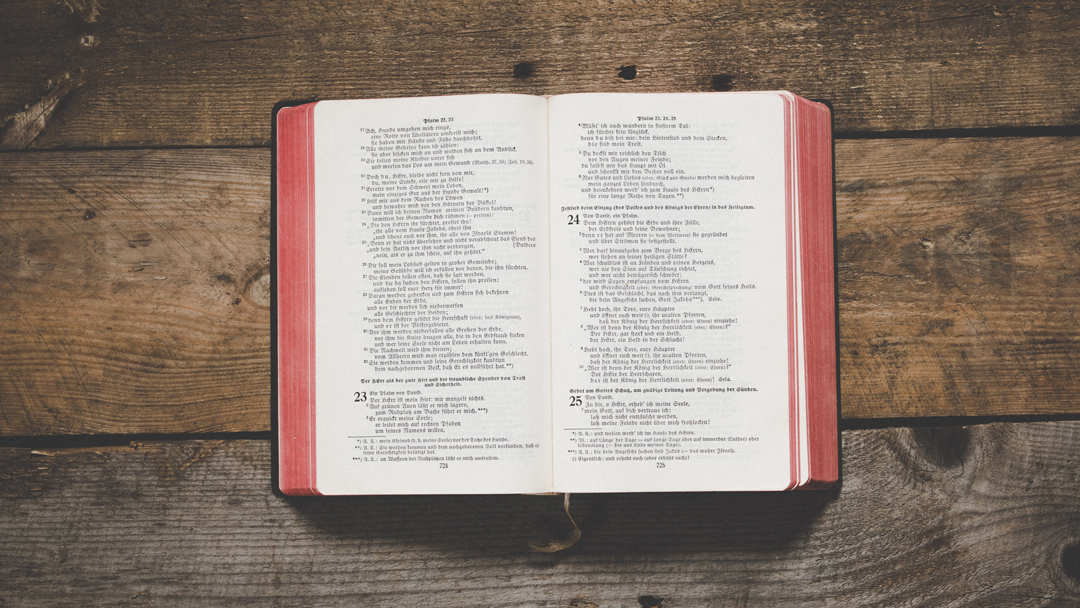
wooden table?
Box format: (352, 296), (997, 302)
(2, 1), (1079, 605)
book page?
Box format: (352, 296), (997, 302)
(311, 95), (551, 494)
(549, 93), (793, 492)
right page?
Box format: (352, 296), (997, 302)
(549, 92), (796, 492)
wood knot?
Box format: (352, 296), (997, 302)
(1062, 541), (1080, 583)
(0, 72), (80, 149)
(246, 268), (271, 308)
(909, 426), (971, 471)
(638, 596), (664, 608)
(512, 62), (535, 79)
(710, 74), (735, 91)
(617, 65), (637, 80)
(919, 237), (934, 251)
(82, 208), (96, 221)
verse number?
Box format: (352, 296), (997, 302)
(569, 395), (582, 407)
(656, 462), (666, 469)
(567, 214), (580, 225)
(354, 391), (367, 403)
(439, 462), (449, 469)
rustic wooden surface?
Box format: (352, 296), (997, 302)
(2, 0), (1079, 603)
(837, 137), (1080, 419)
(3, 0), (1080, 149)
(3, 138), (1079, 434)
(2, 422), (1079, 606)
(0, 150), (271, 435)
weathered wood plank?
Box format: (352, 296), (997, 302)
(2, 138), (1079, 434)
(837, 137), (1080, 418)
(2, 0), (1079, 148)
(2, 422), (1079, 606)
(0, 149), (271, 434)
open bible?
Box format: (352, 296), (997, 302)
(276, 92), (836, 495)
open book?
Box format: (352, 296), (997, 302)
(276, 92), (836, 495)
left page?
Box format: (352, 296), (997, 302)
(310, 95), (552, 494)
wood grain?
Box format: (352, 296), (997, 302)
(3, 138), (1079, 435)
(0, 149), (271, 435)
(2, 0), (1080, 148)
(837, 137), (1080, 418)
(2, 423), (1080, 606)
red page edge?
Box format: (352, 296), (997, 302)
(276, 102), (322, 496)
(796, 97), (839, 490)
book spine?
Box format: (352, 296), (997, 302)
(276, 102), (321, 496)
